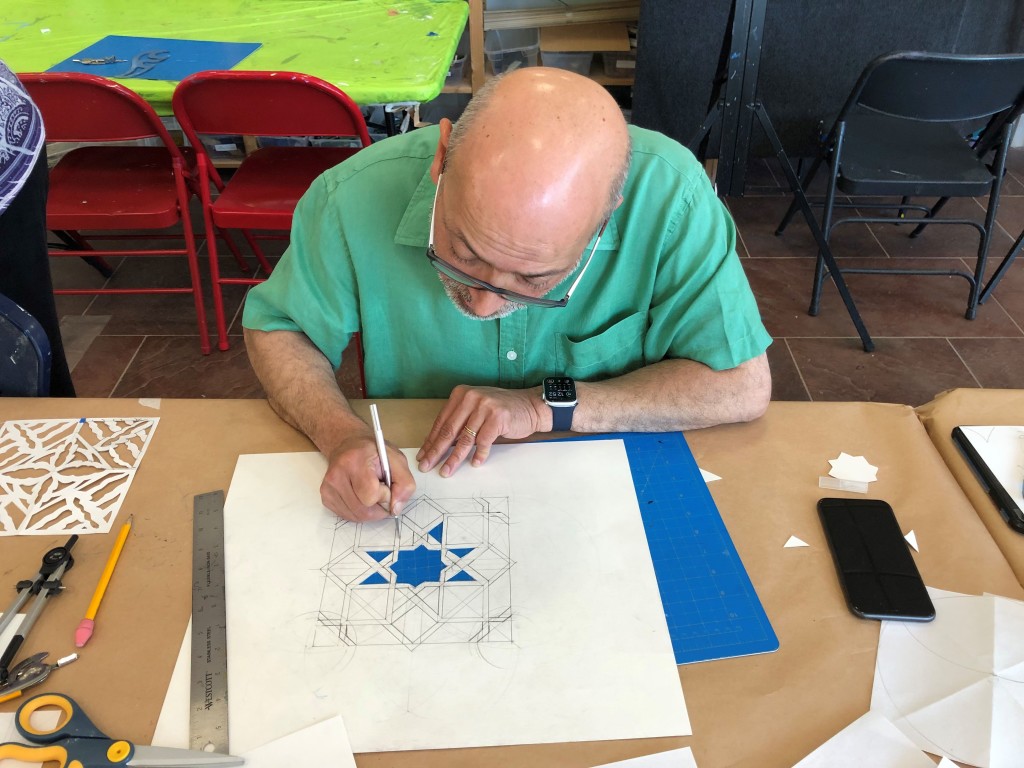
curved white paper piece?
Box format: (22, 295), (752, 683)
(871, 590), (1024, 768)
(793, 710), (938, 767)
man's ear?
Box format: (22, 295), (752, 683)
(430, 118), (453, 183)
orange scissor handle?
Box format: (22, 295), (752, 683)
(17, 692), (80, 739)
(0, 741), (70, 766)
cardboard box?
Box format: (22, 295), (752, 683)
(539, 22), (631, 54)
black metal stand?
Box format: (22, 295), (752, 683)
(688, 0), (875, 352)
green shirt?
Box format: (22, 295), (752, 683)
(243, 125), (772, 398)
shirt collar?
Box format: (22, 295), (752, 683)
(393, 165), (621, 251)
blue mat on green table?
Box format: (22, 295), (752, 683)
(560, 432), (779, 664)
(48, 36), (260, 80)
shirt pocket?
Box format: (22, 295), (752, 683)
(555, 311), (646, 379)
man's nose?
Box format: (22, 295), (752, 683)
(466, 286), (508, 317)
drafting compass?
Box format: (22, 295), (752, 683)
(0, 536), (78, 688)
(0, 652), (78, 703)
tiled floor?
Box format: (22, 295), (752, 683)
(54, 149), (1024, 406)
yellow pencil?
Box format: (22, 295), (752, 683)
(75, 515), (133, 648)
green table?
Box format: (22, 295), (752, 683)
(0, 0), (468, 112)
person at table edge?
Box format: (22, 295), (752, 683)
(243, 68), (772, 522)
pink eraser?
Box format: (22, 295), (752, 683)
(74, 618), (95, 648)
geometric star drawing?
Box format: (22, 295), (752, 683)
(0, 417), (159, 535)
(314, 494), (514, 649)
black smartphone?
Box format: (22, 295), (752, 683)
(818, 498), (935, 622)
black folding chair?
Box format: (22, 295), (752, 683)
(776, 51), (1024, 322)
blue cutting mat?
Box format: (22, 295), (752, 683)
(562, 432), (779, 665)
(48, 36), (261, 80)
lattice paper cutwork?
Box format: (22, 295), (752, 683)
(0, 418), (159, 536)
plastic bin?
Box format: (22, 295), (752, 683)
(541, 51), (593, 75)
(445, 54), (466, 85)
(485, 28), (540, 74)
(601, 51), (637, 78)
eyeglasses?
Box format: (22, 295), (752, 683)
(427, 173), (607, 309)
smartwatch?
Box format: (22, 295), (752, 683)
(542, 376), (577, 432)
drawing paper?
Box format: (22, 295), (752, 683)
(222, 443), (689, 753)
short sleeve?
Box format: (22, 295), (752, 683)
(241, 175), (359, 369)
(643, 165), (772, 370)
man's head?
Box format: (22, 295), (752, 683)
(428, 68), (631, 319)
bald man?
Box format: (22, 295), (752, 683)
(243, 68), (772, 522)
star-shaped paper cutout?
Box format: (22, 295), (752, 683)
(828, 452), (878, 483)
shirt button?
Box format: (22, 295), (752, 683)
(506, 350), (518, 361)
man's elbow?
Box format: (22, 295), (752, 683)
(734, 354), (772, 423)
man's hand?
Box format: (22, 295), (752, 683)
(322, 432), (416, 522)
(417, 385), (549, 477)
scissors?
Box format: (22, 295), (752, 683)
(0, 692), (244, 767)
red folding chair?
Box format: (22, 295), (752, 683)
(172, 70), (372, 352)
(19, 72), (211, 355)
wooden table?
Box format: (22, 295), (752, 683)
(917, 387), (1024, 586)
(0, 398), (1020, 767)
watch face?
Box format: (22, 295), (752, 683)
(544, 376), (577, 403)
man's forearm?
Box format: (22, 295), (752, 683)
(244, 328), (369, 454)
(572, 354), (771, 433)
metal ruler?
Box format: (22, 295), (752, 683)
(190, 491), (230, 753)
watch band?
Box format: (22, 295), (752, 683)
(550, 403), (575, 431)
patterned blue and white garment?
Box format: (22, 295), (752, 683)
(0, 60), (44, 216)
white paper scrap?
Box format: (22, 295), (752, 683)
(137, 398), (161, 410)
(241, 715), (356, 768)
(152, 620), (191, 750)
(871, 588), (1024, 768)
(699, 468), (721, 483)
(595, 746), (699, 767)
(792, 710), (938, 767)
(828, 452), (878, 483)
(904, 530), (918, 552)
(223, 443), (689, 754)
(784, 536), (809, 548)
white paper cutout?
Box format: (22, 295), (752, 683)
(828, 452), (878, 483)
(699, 468), (721, 483)
(222, 444), (689, 754)
(784, 536), (809, 548)
(792, 710), (939, 768)
(0, 418), (158, 536)
(871, 589), (1024, 768)
(904, 530), (919, 552)
(137, 398), (161, 410)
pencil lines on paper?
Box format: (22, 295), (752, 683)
(0, 417), (159, 536)
(314, 495), (515, 649)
